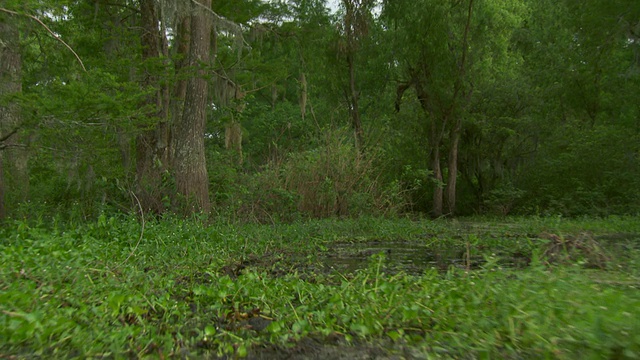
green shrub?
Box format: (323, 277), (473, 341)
(280, 127), (406, 218)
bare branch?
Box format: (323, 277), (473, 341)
(0, 143), (28, 151)
(0, 127), (18, 144)
(0, 7), (87, 72)
(112, 190), (146, 269)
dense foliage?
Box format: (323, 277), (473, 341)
(1, 216), (639, 358)
(0, 0), (639, 220)
(2, 3), (639, 358)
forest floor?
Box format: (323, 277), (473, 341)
(1, 216), (639, 359)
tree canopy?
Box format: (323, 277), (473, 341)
(1, 0), (639, 220)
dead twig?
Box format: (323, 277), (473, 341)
(112, 191), (145, 269)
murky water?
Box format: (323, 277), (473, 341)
(318, 232), (639, 275)
(321, 241), (486, 275)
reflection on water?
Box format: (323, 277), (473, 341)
(321, 241), (483, 275)
(317, 232), (638, 275)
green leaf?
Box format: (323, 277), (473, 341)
(237, 344), (248, 358)
(204, 325), (216, 336)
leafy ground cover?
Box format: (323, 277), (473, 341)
(1, 216), (639, 359)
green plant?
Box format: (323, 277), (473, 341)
(1, 215), (639, 358)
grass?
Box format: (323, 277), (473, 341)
(1, 215), (639, 358)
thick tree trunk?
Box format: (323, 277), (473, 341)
(170, 15), (191, 170)
(158, 10), (171, 166)
(136, 0), (170, 213)
(0, 11), (26, 219)
(173, 0), (212, 213)
(136, 0), (169, 213)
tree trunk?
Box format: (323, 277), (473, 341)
(444, 0), (474, 216)
(299, 72), (307, 120)
(347, 52), (363, 150)
(271, 84), (278, 109)
(225, 87), (244, 165)
(430, 124), (444, 218)
(415, 82), (445, 217)
(170, 15), (191, 170)
(342, 0), (364, 151)
(158, 8), (171, 167)
(225, 121), (243, 163)
(0, 10), (26, 219)
(446, 118), (462, 215)
(136, 0), (170, 213)
(173, 0), (212, 214)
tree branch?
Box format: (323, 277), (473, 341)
(0, 7), (87, 72)
(395, 82), (412, 112)
(0, 128), (18, 144)
(189, 0), (247, 49)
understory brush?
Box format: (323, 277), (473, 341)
(208, 128), (410, 223)
(0, 216), (638, 358)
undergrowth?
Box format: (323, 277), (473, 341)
(0, 216), (639, 358)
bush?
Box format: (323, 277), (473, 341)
(208, 127), (409, 222)
(516, 124), (640, 216)
(280, 128), (406, 218)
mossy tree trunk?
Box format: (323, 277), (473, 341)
(173, 0), (212, 214)
(170, 15), (191, 170)
(136, 0), (171, 213)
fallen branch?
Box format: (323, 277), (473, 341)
(0, 127), (18, 144)
(0, 7), (87, 72)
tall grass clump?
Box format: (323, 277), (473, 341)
(280, 128), (407, 218)
(209, 127), (410, 222)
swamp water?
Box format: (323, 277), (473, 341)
(318, 241), (525, 275)
(315, 232), (639, 275)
